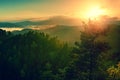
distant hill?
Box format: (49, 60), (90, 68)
(0, 16), (82, 44)
(0, 22), (23, 27)
(38, 25), (81, 44)
(0, 16), (81, 27)
(2, 16), (120, 44)
(12, 25), (81, 44)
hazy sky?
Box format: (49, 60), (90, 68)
(0, 0), (120, 21)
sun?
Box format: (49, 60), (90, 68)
(85, 6), (107, 19)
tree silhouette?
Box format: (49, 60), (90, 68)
(65, 28), (110, 80)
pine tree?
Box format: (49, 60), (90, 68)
(65, 30), (109, 80)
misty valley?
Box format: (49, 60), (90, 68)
(0, 16), (120, 80)
(1, 0), (120, 79)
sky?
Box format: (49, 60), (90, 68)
(0, 0), (120, 21)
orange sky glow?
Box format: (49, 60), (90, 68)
(0, 0), (120, 21)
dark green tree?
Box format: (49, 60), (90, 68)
(0, 30), (71, 80)
(107, 24), (120, 62)
(65, 29), (110, 80)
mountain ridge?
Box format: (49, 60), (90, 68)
(0, 16), (81, 28)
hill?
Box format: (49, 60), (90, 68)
(0, 16), (81, 27)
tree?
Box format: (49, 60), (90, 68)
(107, 62), (120, 80)
(65, 26), (110, 80)
(0, 30), (71, 80)
(106, 24), (120, 62)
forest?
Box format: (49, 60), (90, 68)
(0, 22), (120, 80)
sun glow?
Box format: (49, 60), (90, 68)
(85, 6), (107, 19)
(76, 5), (110, 32)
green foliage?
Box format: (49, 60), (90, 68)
(107, 24), (120, 62)
(0, 21), (120, 80)
(107, 62), (120, 80)
(0, 29), (12, 44)
(65, 30), (110, 80)
(0, 30), (71, 80)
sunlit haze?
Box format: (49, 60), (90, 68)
(0, 0), (120, 21)
(84, 6), (108, 19)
